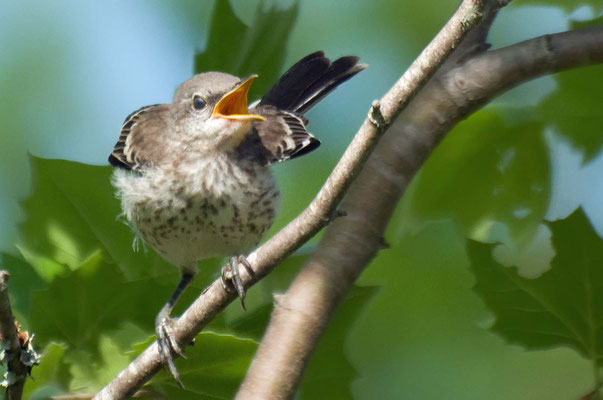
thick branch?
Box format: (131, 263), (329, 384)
(93, 1), (487, 398)
(236, 25), (603, 399)
(0, 271), (26, 400)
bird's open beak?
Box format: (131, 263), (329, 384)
(212, 75), (265, 121)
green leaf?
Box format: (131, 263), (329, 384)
(18, 156), (105, 272)
(300, 285), (379, 399)
(29, 250), (183, 354)
(0, 252), (47, 317)
(195, 0), (299, 99)
(22, 342), (69, 400)
(404, 110), (549, 244)
(195, 0), (247, 75)
(224, 303), (273, 340)
(468, 208), (603, 363)
(131, 332), (257, 399)
(15, 246), (66, 283)
(108, 321), (153, 353)
(67, 335), (131, 392)
(19, 156), (174, 281)
(539, 64), (603, 162)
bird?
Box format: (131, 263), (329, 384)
(108, 51), (365, 383)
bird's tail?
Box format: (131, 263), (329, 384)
(259, 51), (366, 114)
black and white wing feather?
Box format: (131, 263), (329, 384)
(249, 51), (365, 164)
(250, 106), (319, 164)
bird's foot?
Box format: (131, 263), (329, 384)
(155, 312), (186, 387)
(221, 255), (254, 309)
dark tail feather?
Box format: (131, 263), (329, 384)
(259, 51), (366, 114)
(296, 56), (366, 114)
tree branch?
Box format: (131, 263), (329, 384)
(235, 25), (603, 400)
(0, 271), (26, 400)
(93, 1), (489, 398)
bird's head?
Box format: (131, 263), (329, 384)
(171, 72), (265, 151)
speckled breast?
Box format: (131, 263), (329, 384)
(112, 155), (280, 268)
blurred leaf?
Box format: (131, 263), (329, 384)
(300, 285), (379, 399)
(404, 110), (549, 244)
(195, 0), (299, 99)
(67, 335), (131, 392)
(468, 208), (603, 363)
(131, 332), (257, 399)
(108, 321), (153, 353)
(23, 342), (69, 400)
(195, 0), (247, 74)
(225, 303), (273, 340)
(539, 64), (603, 162)
(15, 247), (66, 283)
(19, 156), (103, 272)
(256, 246), (315, 294)
(29, 250), (179, 354)
(19, 156), (174, 280)
(0, 252), (47, 317)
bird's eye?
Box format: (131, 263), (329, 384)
(192, 95), (207, 110)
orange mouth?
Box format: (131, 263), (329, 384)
(212, 75), (265, 121)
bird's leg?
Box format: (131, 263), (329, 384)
(156, 271), (194, 386)
(221, 255), (254, 309)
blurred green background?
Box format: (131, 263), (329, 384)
(1, 0), (602, 399)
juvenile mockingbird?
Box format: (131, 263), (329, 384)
(109, 51), (365, 382)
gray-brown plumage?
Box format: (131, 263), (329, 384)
(108, 51), (365, 384)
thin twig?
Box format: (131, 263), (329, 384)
(237, 24), (603, 399)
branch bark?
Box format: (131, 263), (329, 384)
(236, 25), (603, 400)
(0, 271), (26, 400)
(93, 1), (489, 398)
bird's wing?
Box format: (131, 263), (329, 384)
(245, 52), (365, 164)
(108, 104), (168, 171)
(248, 105), (320, 164)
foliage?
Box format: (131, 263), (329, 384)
(195, 0), (298, 99)
(403, 111), (550, 244)
(0, 0), (602, 399)
(539, 64), (603, 162)
(468, 208), (603, 388)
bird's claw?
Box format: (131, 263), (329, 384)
(156, 314), (185, 387)
(221, 255), (253, 309)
